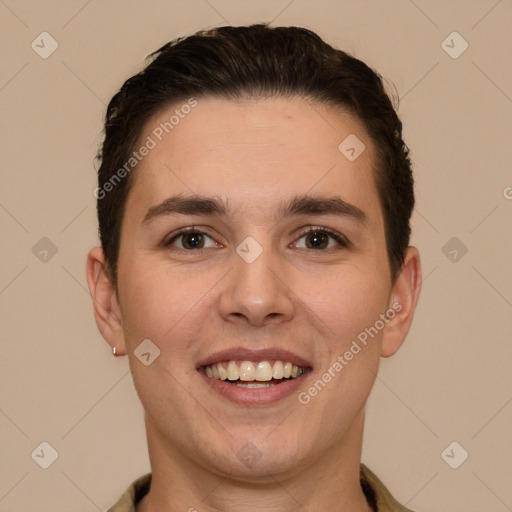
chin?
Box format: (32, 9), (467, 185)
(208, 435), (306, 480)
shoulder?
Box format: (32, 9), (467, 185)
(360, 464), (416, 512)
(106, 473), (152, 512)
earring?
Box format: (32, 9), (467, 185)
(112, 346), (117, 356)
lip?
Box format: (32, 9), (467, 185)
(199, 368), (311, 405)
(196, 347), (312, 369)
(196, 347), (312, 406)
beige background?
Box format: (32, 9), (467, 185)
(1, 0), (511, 510)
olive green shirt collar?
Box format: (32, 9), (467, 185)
(107, 464), (414, 512)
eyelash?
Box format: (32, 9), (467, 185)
(164, 226), (350, 252)
(297, 226), (350, 249)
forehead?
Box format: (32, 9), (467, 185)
(126, 96), (381, 225)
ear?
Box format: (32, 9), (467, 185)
(381, 246), (421, 358)
(86, 247), (126, 356)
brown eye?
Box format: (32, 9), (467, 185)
(293, 227), (349, 250)
(304, 231), (329, 249)
(165, 229), (218, 250)
(181, 232), (205, 249)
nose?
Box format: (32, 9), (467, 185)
(218, 241), (295, 327)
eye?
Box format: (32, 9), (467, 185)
(165, 227), (220, 250)
(293, 227), (349, 250)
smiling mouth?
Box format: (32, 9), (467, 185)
(203, 360), (305, 387)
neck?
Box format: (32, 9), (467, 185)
(138, 412), (372, 512)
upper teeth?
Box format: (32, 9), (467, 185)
(204, 360), (304, 381)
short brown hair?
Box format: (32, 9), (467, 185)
(96, 24), (414, 284)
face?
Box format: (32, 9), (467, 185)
(91, 95), (419, 480)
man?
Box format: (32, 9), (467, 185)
(87, 24), (421, 512)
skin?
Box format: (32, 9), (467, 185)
(87, 96), (421, 512)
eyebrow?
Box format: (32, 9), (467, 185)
(142, 193), (367, 226)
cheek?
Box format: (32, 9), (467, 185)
(117, 260), (222, 351)
(117, 266), (210, 419)
(301, 264), (390, 346)
(119, 274), (182, 342)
